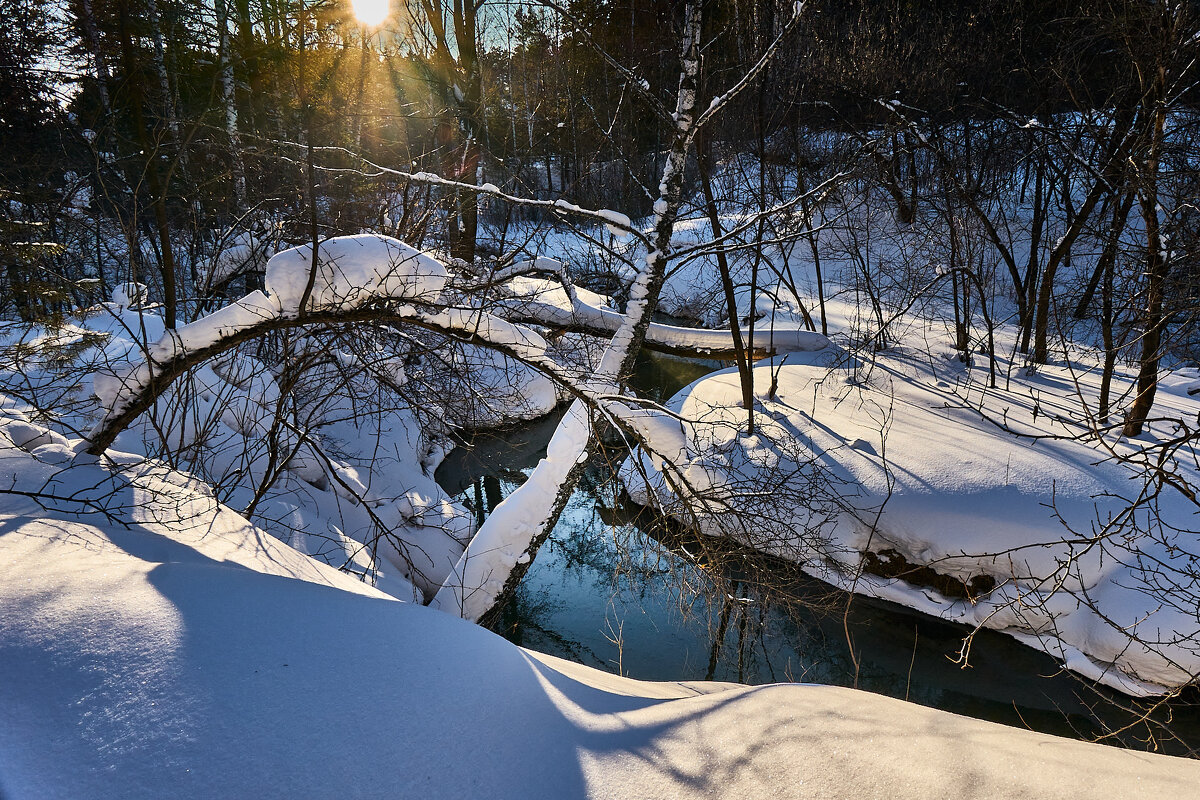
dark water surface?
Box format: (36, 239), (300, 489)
(435, 352), (1200, 756)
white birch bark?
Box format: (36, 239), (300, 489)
(430, 0), (706, 622)
(215, 0), (248, 214)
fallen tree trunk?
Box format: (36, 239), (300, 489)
(499, 292), (828, 361)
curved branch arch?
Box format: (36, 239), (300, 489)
(87, 302), (553, 456)
(83, 298), (723, 461)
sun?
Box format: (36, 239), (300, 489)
(351, 0), (389, 26)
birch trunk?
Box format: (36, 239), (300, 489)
(430, 0), (706, 623)
(215, 0), (248, 215)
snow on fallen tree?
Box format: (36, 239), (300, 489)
(83, 295), (547, 457)
(84, 235), (515, 455)
(498, 270), (829, 359)
(264, 234), (447, 313)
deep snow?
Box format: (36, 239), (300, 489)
(1, 427), (1197, 799)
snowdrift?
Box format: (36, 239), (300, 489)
(1, 429), (1196, 799)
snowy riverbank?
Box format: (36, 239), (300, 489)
(620, 321), (1200, 696)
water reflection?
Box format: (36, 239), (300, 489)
(434, 353), (1200, 756)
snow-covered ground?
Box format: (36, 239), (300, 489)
(5, 146), (1200, 797)
(620, 296), (1200, 695)
(0, 247), (488, 603)
(1, 430), (1196, 798)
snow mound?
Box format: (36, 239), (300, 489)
(112, 282), (148, 309)
(264, 234), (446, 313)
(205, 231), (272, 289)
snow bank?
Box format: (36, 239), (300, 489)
(1, 433), (1196, 798)
(1, 242), (502, 602)
(621, 341), (1200, 696)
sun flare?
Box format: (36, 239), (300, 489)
(351, 0), (389, 26)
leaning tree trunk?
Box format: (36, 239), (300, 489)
(430, 0), (706, 623)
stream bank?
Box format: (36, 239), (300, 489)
(435, 352), (1200, 755)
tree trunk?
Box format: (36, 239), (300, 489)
(1074, 191), (1134, 319)
(430, 0), (706, 623)
(697, 129), (755, 435)
(215, 0), (248, 216)
(1031, 108), (1136, 364)
(1123, 70), (1170, 437)
(1019, 156), (1045, 353)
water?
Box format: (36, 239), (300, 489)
(435, 352), (1200, 756)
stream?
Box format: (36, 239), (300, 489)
(435, 352), (1200, 756)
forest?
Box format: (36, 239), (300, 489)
(2, 0), (1200, 796)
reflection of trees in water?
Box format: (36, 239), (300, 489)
(559, 463), (1200, 753)
(602, 492), (849, 686)
(492, 582), (607, 671)
(560, 444), (840, 686)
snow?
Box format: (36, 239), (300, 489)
(14, 231), (583, 610)
(89, 236), (560, 443)
(1, 431), (1197, 798)
(264, 234), (447, 314)
(597, 208), (633, 238)
(428, 307), (549, 362)
(620, 329), (1200, 695)
(148, 289), (281, 362)
(0, 240), (507, 603)
(500, 274), (828, 357)
(205, 231), (271, 289)
(111, 282), (147, 309)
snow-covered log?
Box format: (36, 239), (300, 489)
(499, 274), (828, 359)
(84, 301), (555, 456)
(84, 236), (534, 456)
